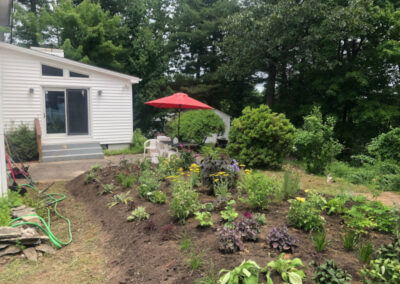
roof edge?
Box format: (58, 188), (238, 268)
(0, 42), (141, 84)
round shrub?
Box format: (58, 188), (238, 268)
(294, 107), (343, 174)
(166, 110), (225, 145)
(367, 127), (400, 163)
(5, 124), (38, 162)
(228, 105), (295, 168)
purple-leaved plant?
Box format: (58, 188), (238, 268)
(267, 226), (297, 253)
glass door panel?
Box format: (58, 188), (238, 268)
(45, 90), (66, 134)
(66, 89), (89, 135)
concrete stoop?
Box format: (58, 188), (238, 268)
(42, 142), (104, 162)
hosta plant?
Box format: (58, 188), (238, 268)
(127, 206), (150, 221)
(218, 260), (260, 284)
(98, 183), (116, 195)
(108, 191), (132, 208)
(217, 227), (244, 253)
(233, 217), (259, 241)
(267, 226), (297, 253)
(311, 260), (352, 284)
(194, 211), (213, 227)
(323, 195), (349, 215)
(262, 253), (305, 284)
(376, 239), (400, 260)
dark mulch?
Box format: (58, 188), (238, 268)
(66, 166), (394, 284)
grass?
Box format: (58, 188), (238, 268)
(0, 182), (107, 284)
(103, 146), (142, 156)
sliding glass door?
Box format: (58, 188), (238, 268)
(45, 89), (89, 136)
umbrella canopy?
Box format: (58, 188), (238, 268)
(145, 92), (213, 109)
(145, 93), (213, 141)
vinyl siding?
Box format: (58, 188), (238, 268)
(0, 46), (133, 145)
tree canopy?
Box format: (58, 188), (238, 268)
(9, 0), (400, 158)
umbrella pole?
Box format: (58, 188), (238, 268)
(177, 107), (181, 141)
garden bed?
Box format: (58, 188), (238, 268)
(66, 161), (397, 284)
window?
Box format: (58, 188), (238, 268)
(42, 64), (63, 76)
(70, 71), (89, 78)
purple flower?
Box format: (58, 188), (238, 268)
(244, 212), (253, 219)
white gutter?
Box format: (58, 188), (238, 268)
(0, 50), (7, 196)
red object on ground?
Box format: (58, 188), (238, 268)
(145, 92), (213, 109)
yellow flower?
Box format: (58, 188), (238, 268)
(180, 172), (185, 176)
(218, 171), (226, 175)
(178, 167), (183, 172)
(223, 174), (229, 177)
(240, 164), (246, 167)
(296, 197), (305, 202)
(304, 189), (309, 193)
(214, 179), (219, 182)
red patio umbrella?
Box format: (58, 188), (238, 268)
(145, 92), (213, 139)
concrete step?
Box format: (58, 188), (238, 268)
(42, 142), (101, 151)
(42, 153), (104, 162)
(43, 147), (103, 157)
(42, 142), (104, 162)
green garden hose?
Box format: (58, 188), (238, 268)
(9, 193), (72, 248)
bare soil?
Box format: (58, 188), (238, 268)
(66, 166), (396, 284)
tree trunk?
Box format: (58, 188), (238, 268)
(265, 63), (277, 107)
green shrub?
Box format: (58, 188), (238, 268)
(200, 144), (228, 159)
(194, 211), (213, 227)
(294, 107), (343, 174)
(312, 260), (352, 284)
(276, 171), (300, 202)
(367, 127), (400, 163)
(287, 197), (325, 232)
(166, 110), (225, 145)
(169, 181), (200, 224)
(239, 172), (279, 210)
(323, 195), (349, 215)
(5, 124), (38, 162)
(228, 105), (295, 168)
(220, 200), (238, 226)
(131, 129), (147, 152)
(361, 258), (400, 284)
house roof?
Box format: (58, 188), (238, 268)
(0, 42), (141, 84)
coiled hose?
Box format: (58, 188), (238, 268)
(9, 193), (72, 248)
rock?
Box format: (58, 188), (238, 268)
(35, 244), (55, 255)
(0, 227), (21, 239)
(23, 247), (38, 261)
(0, 245), (21, 257)
(0, 244), (9, 249)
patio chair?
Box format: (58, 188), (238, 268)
(143, 139), (160, 159)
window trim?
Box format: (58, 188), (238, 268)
(69, 70), (90, 78)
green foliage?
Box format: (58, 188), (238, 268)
(367, 128), (400, 163)
(218, 260), (260, 284)
(103, 147), (142, 156)
(276, 171), (301, 202)
(120, 175), (137, 188)
(294, 107), (343, 174)
(166, 110), (225, 145)
(194, 212), (213, 227)
(311, 229), (331, 252)
(5, 124), (38, 162)
(323, 195), (350, 215)
(200, 145), (228, 160)
(108, 191), (132, 208)
(131, 129), (147, 153)
(98, 183), (116, 195)
(199, 157), (238, 191)
(220, 200), (239, 227)
(361, 258), (400, 284)
(262, 253), (306, 284)
(180, 231), (193, 252)
(138, 170), (163, 203)
(178, 151), (196, 171)
(0, 190), (24, 226)
(287, 197), (325, 232)
(85, 171), (97, 184)
(312, 260), (352, 284)
(169, 181), (200, 224)
(239, 172), (279, 210)
(228, 105), (295, 168)
(358, 242), (375, 264)
(341, 230), (359, 251)
(186, 249), (205, 271)
(253, 213), (267, 226)
(127, 206), (149, 222)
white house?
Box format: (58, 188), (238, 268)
(0, 42), (140, 162)
(205, 109), (231, 144)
